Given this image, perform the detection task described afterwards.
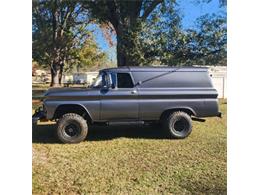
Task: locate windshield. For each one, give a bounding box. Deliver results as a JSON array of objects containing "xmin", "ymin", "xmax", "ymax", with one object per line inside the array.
[
  {"xmin": 91, "ymin": 73, "xmax": 103, "ymax": 88},
  {"xmin": 90, "ymin": 71, "xmax": 114, "ymax": 88}
]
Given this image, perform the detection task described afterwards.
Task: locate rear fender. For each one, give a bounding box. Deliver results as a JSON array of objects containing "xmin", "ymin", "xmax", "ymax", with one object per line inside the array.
[{"xmin": 160, "ymin": 107, "xmax": 197, "ymax": 120}]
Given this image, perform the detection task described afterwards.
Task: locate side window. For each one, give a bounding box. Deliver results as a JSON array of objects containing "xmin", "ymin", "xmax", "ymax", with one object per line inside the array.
[{"xmin": 117, "ymin": 73, "xmax": 134, "ymax": 88}]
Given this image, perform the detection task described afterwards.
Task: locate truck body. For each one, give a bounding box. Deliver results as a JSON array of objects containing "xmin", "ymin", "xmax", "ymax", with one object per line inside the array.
[{"xmin": 33, "ymin": 66, "xmax": 221, "ymax": 143}]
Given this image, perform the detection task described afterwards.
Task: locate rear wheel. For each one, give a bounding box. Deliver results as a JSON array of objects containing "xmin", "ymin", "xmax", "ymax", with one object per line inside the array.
[
  {"xmin": 163, "ymin": 111, "xmax": 192, "ymax": 139},
  {"xmin": 57, "ymin": 113, "xmax": 88, "ymax": 143}
]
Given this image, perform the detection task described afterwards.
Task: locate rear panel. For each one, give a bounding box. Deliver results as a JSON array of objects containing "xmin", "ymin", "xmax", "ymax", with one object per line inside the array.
[
  {"xmin": 132, "ymin": 70, "xmax": 213, "ymax": 88},
  {"xmin": 132, "ymin": 70, "xmax": 219, "ymax": 119}
]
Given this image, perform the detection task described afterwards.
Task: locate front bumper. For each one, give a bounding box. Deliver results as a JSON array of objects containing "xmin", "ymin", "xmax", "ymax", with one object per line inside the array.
[{"xmin": 32, "ymin": 107, "xmax": 46, "ymax": 124}]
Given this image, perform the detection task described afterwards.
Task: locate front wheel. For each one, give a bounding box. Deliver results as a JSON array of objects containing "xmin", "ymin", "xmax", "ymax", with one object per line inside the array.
[
  {"xmin": 56, "ymin": 113, "xmax": 88, "ymax": 144},
  {"xmin": 163, "ymin": 111, "xmax": 192, "ymax": 139}
]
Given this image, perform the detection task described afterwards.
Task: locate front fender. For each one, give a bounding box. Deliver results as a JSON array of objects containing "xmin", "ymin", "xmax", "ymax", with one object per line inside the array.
[{"xmin": 44, "ymin": 101, "xmax": 94, "ymax": 121}]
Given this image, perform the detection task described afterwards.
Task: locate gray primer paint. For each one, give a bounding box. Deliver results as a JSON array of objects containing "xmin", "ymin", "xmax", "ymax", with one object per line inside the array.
[{"xmin": 43, "ymin": 66, "xmax": 220, "ymax": 122}]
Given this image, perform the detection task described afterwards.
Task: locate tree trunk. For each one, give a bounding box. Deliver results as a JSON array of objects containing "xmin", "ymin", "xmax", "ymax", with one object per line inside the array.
[
  {"xmin": 50, "ymin": 1, "xmax": 61, "ymax": 87},
  {"xmin": 58, "ymin": 60, "xmax": 64, "ymax": 85},
  {"xmin": 116, "ymin": 33, "xmax": 127, "ymax": 66},
  {"xmin": 50, "ymin": 64, "xmax": 60, "ymax": 87},
  {"xmin": 50, "ymin": 52, "xmax": 67, "ymax": 87},
  {"xmin": 116, "ymin": 24, "xmax": 141, "ymax": 67},
  {"xmin": 50, "ymin": 54, "xmax": 62, "ymax": 87}
]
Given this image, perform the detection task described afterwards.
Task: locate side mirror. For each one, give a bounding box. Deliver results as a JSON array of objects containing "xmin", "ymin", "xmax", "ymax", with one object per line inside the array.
[
  {"xmin": 103, "ymin": 83, "xmax": 115, "ymax": 89},
  {"xmin": 111, "ymin": 83, "xmax": 116, "ymax": 89}
]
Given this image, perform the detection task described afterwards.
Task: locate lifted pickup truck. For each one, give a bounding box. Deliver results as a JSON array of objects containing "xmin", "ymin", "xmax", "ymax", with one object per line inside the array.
[{"xmin": 33, "ymin": 66, "xmax": 221, "ymax": 143}]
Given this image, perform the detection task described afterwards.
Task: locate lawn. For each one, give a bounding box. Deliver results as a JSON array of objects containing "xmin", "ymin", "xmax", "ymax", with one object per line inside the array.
[{"xmin": 32, "ymin": 100, "xmax": 227, "ymax": 195}]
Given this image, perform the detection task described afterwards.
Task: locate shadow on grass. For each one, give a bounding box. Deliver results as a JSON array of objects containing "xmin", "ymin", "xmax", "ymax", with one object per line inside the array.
[{"xmin": 32, "ymin": 123, "xmax": 167, "ymax": 144}]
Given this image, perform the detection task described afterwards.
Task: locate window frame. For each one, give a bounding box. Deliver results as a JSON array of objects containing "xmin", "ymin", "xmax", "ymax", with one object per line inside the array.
[{"xmin": 116, "ymin": 72, "xmax": 135, "ymax": 89}]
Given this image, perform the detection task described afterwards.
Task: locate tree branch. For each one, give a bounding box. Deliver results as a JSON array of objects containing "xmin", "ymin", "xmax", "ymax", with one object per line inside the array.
[
  {"xmin": 106, "ymin": 0, "xmax": 120, "ymax": 29},
  {"xmin": 61, "ymin": 4, "xmax": 76, "ymax": 30},
  {"xmin": 134, "ymin": 1, "xmax": 143, "ymax": 18},
  {"xmin": 141, "ymin": 0, "xmax": 163, "ymax": 19}
]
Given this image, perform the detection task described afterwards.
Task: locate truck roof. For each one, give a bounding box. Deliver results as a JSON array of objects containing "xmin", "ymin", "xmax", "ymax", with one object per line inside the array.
[{"xmin": 102, "ymin": 66, "xmax": 208, "ymax": 73}]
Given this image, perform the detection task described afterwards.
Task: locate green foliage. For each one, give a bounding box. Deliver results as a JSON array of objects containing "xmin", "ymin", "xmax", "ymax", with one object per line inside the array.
[
  {"xmin": 64, "ymin": 33, "xmax": 109, "ymax": 73},
  {"xmin": 84, "ymin": 0, "xmax": 226, "ymax": 66},
  {"xmin": 32, "ymin": 0, "xmax": 53, "ymax": 68},
  {"xmin": 137, "ymin": 2, "xmax": 182, "ymax": 65},
  {"xmin": 32, "ymin": 0, "xmax": 109, "ymax": 80},
  {"xmin": 82, "ymin": 0, "xmax": 168, "ymax": 66},
  {"xmin": 137, "ymin": 12, "xmax": 227, "ymax": 66},
  {"xmin": 78, "ymin": 40, "xmax": 106, "ymax": 70},
  {"xmin": 192, "ymin": 14, "xmax": 227, "ymax": 65},
  {"xmin": 33, "ymin": 0, "xmax": 226, "ymax": 71}
]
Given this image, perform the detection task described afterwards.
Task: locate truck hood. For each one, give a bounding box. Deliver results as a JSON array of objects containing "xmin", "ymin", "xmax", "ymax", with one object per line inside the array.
[
  {"xmin": 44, "ymin": 87, "xmax": 100, "ymax": 100},
  {"xmin": 45, "ymin": 87, "xmax": 86, "ymax": 95}
]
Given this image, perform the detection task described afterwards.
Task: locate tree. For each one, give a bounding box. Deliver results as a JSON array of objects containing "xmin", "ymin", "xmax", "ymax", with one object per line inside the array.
[
  {"xmin": 161, "ymin": 14, "xmax": 226, "ymax": 65},
  {"xmin": 63, "ymin": 33, "xmax": 109, "ymax": 73},
  {"xmin": 83, "ymin": 0, "xmax": 226, "ymax": 67},
  {"xmin": 136, "ymin": 2, "xmax": 181, "ymax": 65},
  {"xmin": 33, "ymin": 0, "xmax": 90, "ymax": 86},
  {"xmin": 83, "ymin": 0, "xmax": 171, "ymax": 67},
  {"xmin": 136, "ymin": 11, "xmax": 226, "ymax": 66},
  {"xmin": 192, "ymin": 14, "xmax": 227, "ymax": 65}
]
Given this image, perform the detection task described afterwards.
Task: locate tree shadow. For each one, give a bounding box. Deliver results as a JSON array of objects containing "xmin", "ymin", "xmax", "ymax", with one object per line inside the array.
[
  {"xmin": 32, "ymin": 123, "xmax": 167, "ymax": 144},
  {"xmin": 32, "ymin": 123, "xmax": 58, "ymax": 144},
  {"xmin": 88, "ymin": 124, "xmax": 167, "ymax": 141}
]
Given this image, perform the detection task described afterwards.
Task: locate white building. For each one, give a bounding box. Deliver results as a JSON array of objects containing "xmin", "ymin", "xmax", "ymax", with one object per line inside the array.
[
  {"xmin": 84, "ymin": 72, "xmax": 99, "ymax": 84},
  {"xmin": 208, "ymin": 66, "xmax": 227, "ymax": 99},
  {"xmin": 63, "ymin": 72, "xmax": 99, "ymax": 85}
]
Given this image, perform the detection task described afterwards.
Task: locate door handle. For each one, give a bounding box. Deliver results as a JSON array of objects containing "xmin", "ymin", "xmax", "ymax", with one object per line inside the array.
[{"xmin": 131, "ymin": 90, "xmax": 137, "ymax": 94}]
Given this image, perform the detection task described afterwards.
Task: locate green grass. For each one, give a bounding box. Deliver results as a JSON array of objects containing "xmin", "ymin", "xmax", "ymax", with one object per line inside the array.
[{"xmin": 32, "ymin": 101, "xmax": 227, "ymax": 195}]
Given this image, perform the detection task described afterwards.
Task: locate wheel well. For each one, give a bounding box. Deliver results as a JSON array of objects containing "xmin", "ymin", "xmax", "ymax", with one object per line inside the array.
[
  {"xmin": 160, "ymin": 108, "xmax": 195, "ymax": 121},
  {"xmin": 53, "ymin": 104, "xmax": 92, "ymax": 123}
]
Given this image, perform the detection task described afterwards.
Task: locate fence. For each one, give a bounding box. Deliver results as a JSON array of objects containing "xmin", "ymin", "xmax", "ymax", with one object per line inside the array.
[{"xmin": 211, "ymin": 76, "xmax": 227, "ymax": 99}]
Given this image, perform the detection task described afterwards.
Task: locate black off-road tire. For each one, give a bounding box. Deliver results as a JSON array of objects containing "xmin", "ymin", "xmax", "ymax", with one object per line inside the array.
[
  {"xmin": 56, "ymin": 113, "xmax": 88, "ymax": 144},
  {"xmin": 163, "ymin": 111, "xmax": 192, "ymax": 139}
]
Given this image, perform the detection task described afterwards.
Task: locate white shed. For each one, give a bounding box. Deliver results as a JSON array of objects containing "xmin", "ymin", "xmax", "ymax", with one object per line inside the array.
[
  {"xmin": 208, "ymin": 66, "xmax": 227, "ymax": 99},
  {"xmin": 73, "ymin": 73, "xmax": 87, "ymax": 84}
]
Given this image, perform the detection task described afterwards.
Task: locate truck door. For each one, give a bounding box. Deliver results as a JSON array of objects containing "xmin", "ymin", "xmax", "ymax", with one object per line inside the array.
[{"xmin": 100, "ymin": 72, "xmax": 139, "ymax": 121}]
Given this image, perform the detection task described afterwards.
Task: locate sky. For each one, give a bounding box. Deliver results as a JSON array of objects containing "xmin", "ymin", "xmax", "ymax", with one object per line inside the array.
[
  {"xmin": 177, "ymin": 0, "xmax": 226, "ymax": 29},
  {"xmin": 93, "ymin": 0, "xmax": 227, "ymax": 62}
]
